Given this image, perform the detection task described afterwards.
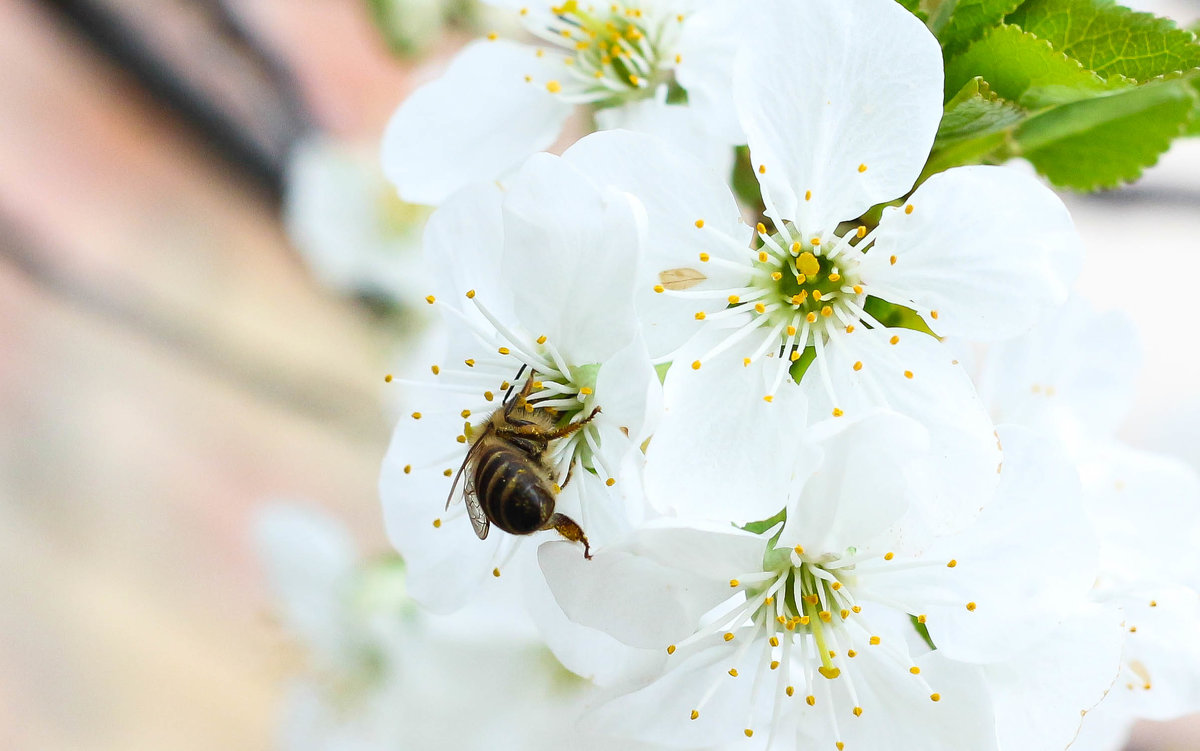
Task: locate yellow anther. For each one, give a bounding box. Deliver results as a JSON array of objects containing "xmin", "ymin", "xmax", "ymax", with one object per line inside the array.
[
  {"xmin": 653, "ymin": 284, "xmax": 665, "ymax": 293},
  {"xmin": 520, "ymin": 6, "xmax": 528, "ymax": 13},
  {"xmin": 425, "ymin": 295, "xmax": 436, "ymax": 304},
  {"xmin": 694, "ymin": 219, "xmax": 705, "ymax": 228},
  {"xmin": 743, "ymin": 358, "xmax": 751, "ymax": 367},
  {"xmin": 790, "ymin": 350, "xmax": 801, "ymax": 362},
  {"xmin": 797, "ymin": 251, "xmax": 820, "ymax": 276},
  {"xmin": 384, "ymin": 374, "xmax": 393, "ymax": 383},
  {"xmin": 770, "ymin": 660, "xmax": 780, "ymax": 670},
  {"xmin": 884, "ymin": 551, "xmax": 894, "ymax": 560},
  {"xmin": 431, "ymin": 364, "xmax": 441, "ymax": 375},
  {"xmin": 728, "ymin": 294, "xmax": 740, "ymax": 304},
  {"xmin": 799, "ymin": 615, "xmax": 810, "ymax": 625},
  {"xmin": 828, "ymin": 273, "xmax": 841, "ymax": 282},
  {"xmin": 904, "ymin": 370, "xmax": 914, "ymax": 379},
  {"xmin": 443, "ymin": 468, "xmax": 453, "ymax": 477},
  {"xmin": 756, "ymin": 222, "xmax": 767, "ymax": 234},
  {"xmin": 698, "ymin": 252, "xmax": 710, "ymax": 262},
  {"xmin": 432, "ymin": 518, "xmax": 442, "ymax": 528},
  {"xmin": 811, "ymin": 237, "xmax": 822, "ymax": 246},
  {"xmin": 497, "ymin": 346, "xmax": 510, "ymax": 355},
  {"xmin": 769, "ymin": 636, "xmax": 779, "ymax": 647},
  {"xmin": 910, "ymin": 667, "xmax": 921, "ymax": 675},
  {"xmin": 483, "ymin": 391, "xmax": 495, "ymax": 401},
  {"xmin": 930, "ymin": 693, "xmax": 941, "ymax": 702},
  {"xmin": 785, "ymin": 620, "xmax": 795, "ymax": 631},
  {"xmin": 460, "ymin": 409, "xmax": 473, "ymax": 419},
  {"xmin": 403, "ymin": 464, "xmax": 412, "ymax": 474},
  {"xmin": 947, "ymin": 559, "xmax": 957, "ymax": 568},
  {"xmin": 675, "ymin": 53, "xmax": 682, "ymax": 63},
  {"xmin": 806, "ymin": 312, "xmax": 817, "ymax": 323},
  {"xmin": 492, "ymin": 567, "xmax": 501, "ymax": 577},
  {"xmin": 917, "ymin": 614, "xmax": 926, "ymax": 623},
  {"xmin": 791, "ymin": 294, "xmax": 806, "ymax": 305},
  {"xmin": 1151, "ymin": 600, "xmax": 1159, "ymax": 607},
  {"xmin": 730, "ymin": 579, "xmax": 740, "ymax": 587},
  {"xmin": 605, "ymin": 477, "xmax": 615, "ymax": 487},
  {"xmin": 812, "ymin": 290, "xmax": 823, "ymax": 301},
  {"xmin": 724, "ymin": 632, "xmax": 735, "ymax": 642},
  {"xmin": 465, "ymin": 358, "xmax": 476, "ymax": 367},
  {"xmin": 728, "ymin": 668, "xmax": 739, "ymax": 677},
  {"xmin": 869, "ymin": 636, "xmax": 881, "ymax": 645},
  {"xmin": 852, "ymin": 606, "xmax": 862, "ymax": 614},
  {"xmin": 806, "ymin": 695, "xmax": 816, "ymax": 706},
  {"xmin": 804, "ymin": 190, "xmax": 812, "ymax": 201},
  {"xmin": 692, "ymin": 360, "xmax": 702, "ymax": 370},
  {"xmin": 763, "ymin": 395, "xmax": 774, "ymax": 402},
  {"xmin": 536, "ymin": 49, "xmax": 544, "ymax": 57},
  {"xmin": 690, "ymin": 710, "xmax": 699, "ymax": 720},
  {"xmin": 832, "ymin": 407, "xmax": 844, "ymax": 417},
  {"xmin": 889, "ymin": 335, "xmax": 900, "ymax": 345},
  {"xmin": 819, "ymin": 666, "xmax": 840, "ymax": 680},
  {"xmin": 791, "ymin": 241, "xmax": 802, "ymax": 254},
  {"xmin": 930, "ymin": 310, "xmax": 939, "ymax": 319},
  {"xmin": 546, "ymin": 80, "xmax": 562, "ymax": 93},
  {"xmin": 966, "ymin": 602, "xmax": 977, "ymax": 611},
  {"xmin": 857, "ymin": 163, "xmax": 867, "ymax": 173},
  {"xmin": 765, "ymin": 597, "xmax": 774, "ymax": 605},
  {"xmin": 905, "ymin": 204, "xmax": 914, "ymax": 214},
  {"xmin": 852, "ymin": 361, "xmax": 863, "ymax": 372},
  {"xmin": 411, "ymin": 412, "xmax": 422, "ymax": 420},
  {"xmin": 847, "ymin": 649, "xmax": 857, "ymax": 658},
  {"xmin": 744, "ymin": 729, "xmax": 754, "ymax": 738},
  {"xmin": 786, "ymin": 325, "xmax": 797, "ymax": 336},
  {"xmin": 853, "ymin": 707, "xmax": 863, "ymax": 717},
  {"xmin": 821, "ymin": 305, "xmax": 833, "ymax": 317},
  {"xmin": 758, "ymin": 164, "xmax": 767, "ymax": 174},
  {"xmin": 831, "ymin": 581, "xmax": 842, "ymax": 591},
  {"xmin": 536, "ymin": 335, "xmax": 547, "ymax": 344},
  {"xmin": 837, "ymin": 744, "xmax": 844, "ymax": 751},
  {"xmin": 856, "ymin": 225, "xmax": 867, "ymax": 238},
  {"xmin": 846, "ymin": 324, "xmax": 856, "ymax": 333},
  {"xmin": 852, "ymin": 284, "xmax": 863, "ymax": 294},
  {"xmin": 794, "ymin": 545, "xmax": 804, "ymax": 554},
  {"xmin": 758, "ymin": 251, "xmax": 769, "ymax": 263},
  {"xmin": 524, "ymin": 74, "xmax": 533, "ymax": 82},
  {"xmin": 755, "ymin": 303, "xmax": 766, "ymax": 314},
  {"xmin": 786, "ymin": 686, "xmax": 795, "ymax": 697},
  {"xmin": 804, "ymin": 594, "xmax": 819, "ymax": 605},
  {"xmin": 840, "ymin": 609, "xmax": 850, "ymax": 619},
  {"xmin": 629, "ymin": 74, "xmax": 641, "ymax": 85},
  {"xmin": 889, "ymin": 255, "xmax": 897, "ymax": 265},
  {"xmin": 579, "ymin": 386, "xmax": 593, "ymax": 395},
  {"xmin": 695, "ymin": 311, "xmax": 706, "ymax": 320},
  {"xmin": 819, "ymin": 611, "xmax": 832, "ymax": 622}
]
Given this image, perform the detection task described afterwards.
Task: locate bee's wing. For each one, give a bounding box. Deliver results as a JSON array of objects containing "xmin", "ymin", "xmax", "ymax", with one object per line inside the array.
[
  {"xmin": 445, "ymin": 423, "xmax": 492, "ymax": 511},
  {"xmin": 463, "ymin": 474, "xmax": 490, "ymax": 540}
]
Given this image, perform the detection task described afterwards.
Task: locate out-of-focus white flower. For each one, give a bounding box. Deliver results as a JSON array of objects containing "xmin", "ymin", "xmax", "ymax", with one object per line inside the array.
[
  {"xmin": 255, "ymin": 502, "xmax": 662, "ymax": 751},
  {"xmin": 378, "ymin": 153, "xmax": 661, "ymax": 613},
  {"xmin": 539, "ymin": 415, "xmax": 1117, "ymax": 749},
  {"xmin": 965, "ymin": 298, "xmax": 1200, "ymax": 747},
  {"xmin": 285, "ymin": 136, "xmax": 432, "ymax": 307},
  {"xmin": 381, "ymin": 0, "xmax": 743, "ymax": 205}
]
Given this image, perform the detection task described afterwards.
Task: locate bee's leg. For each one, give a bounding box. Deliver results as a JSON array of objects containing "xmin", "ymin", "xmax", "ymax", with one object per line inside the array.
[
  {"xmin": 546, "ymin": 513, "xmax": 592, "ymax": 559},
  {"xmin": 535, "ymin": 406, "xmax": 603, "ymax": 441}
]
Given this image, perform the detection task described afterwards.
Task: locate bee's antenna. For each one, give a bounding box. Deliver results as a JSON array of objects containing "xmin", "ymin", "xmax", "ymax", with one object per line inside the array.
[{"xmin": 502, "ymin": 363, "xmax": 529, "ymax": 405}]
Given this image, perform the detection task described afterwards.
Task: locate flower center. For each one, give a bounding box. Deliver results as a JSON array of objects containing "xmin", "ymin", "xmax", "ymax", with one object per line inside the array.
[{"xmin": 540, "ymin": 1, "xmax": 680, "ymax": 103}]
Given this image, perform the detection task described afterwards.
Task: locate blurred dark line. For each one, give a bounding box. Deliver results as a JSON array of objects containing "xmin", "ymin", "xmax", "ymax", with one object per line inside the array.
[
  {"xmin": 38, "ymin": 0, "xmax": 310, "ymax": 201},
  {"xmin": 0, "ymin": 213, "xmax": 387, "ymax": 447}
]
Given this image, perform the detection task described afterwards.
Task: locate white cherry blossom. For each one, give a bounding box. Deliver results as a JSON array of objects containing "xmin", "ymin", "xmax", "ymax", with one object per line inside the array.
[
  {"xmin": 382, "ymin": 0, "xmax": 742, "ymax": 205},
  {"xmin": 379, "ymin": 153, "xmax": 660, "ymax": 613}
]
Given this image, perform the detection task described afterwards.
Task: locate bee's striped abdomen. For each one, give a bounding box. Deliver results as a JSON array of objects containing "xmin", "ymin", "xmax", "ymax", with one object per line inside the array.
[{"xmin": 475, "ymin": 446, "xmax": 554, "ymax": 535}]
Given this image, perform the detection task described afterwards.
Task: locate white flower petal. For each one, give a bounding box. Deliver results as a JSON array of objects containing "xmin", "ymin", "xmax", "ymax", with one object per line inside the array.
[
  {"xmin": 501, "ymin": 152, "xmax": 641, "ymax": 364},
  {"xmin": 863, "ymin": 165, "xmax": 1082, "ymax": 340},
  {"xmin": 592, "ymin": 98, "xmax": 737, "ymax": 173},
  {"xmin": 984, "ymin": 605, "xmax": 1125, "ymax": 751},
  {"xmin": 539, "ymin": 540, "xmax": 729, "ymax": 649},
  {"xmin": 381, "ymin": 40, "xmax": 573, "ymax": 205},
  {"xmin": 732, "ymin": 0, "xmax": 942, "ymax": 228},
  {"xmin": 561, "ymin": 129, "xmax": 750, "ymax": 359},
  {"xmin": 645, "ymin": 355, "xmax": 807, "ymax": 523},
  {"xmin": 811, "ymin": 327, "xmax": 1000, "ymax": 539},
  {"xmin": 859, "ymin": 426, "xmax": 1097, "ymax": 662},
  {"xmin": 973, "ymin": 297, "xmax": 1140, "ymax": 446},
  {"xmin": 674, "ymin": 0, "xmax": 744, "ymax": 144},
  {"xmin": 779, "ymin": 410, "xmax": 927, "ymax": 554}
]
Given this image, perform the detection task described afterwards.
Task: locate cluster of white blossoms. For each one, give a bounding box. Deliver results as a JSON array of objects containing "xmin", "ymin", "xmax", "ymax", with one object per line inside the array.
[{"xmin": 374, "ymin": 0, "xmax": 1200, "ymax": 747}]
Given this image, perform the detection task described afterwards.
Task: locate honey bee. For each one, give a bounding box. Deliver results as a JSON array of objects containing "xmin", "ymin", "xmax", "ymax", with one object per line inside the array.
[{"xmin": 447, "ymin": 373, "xmax": 599, "ymax": 558}]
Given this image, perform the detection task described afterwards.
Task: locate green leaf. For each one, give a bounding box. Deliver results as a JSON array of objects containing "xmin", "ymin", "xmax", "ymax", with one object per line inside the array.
[
  {"xmin": 1007, "ymin": 0, "xmax": 1200, "ymax": 83},
  {"xmin": 1016, "ymin": 78, "xmax": 1198, "ymax": 189},
  {"xmin": 742, "ymin": 508, "xmax": 787, "ymax": 536},
  {"xmin": 937, "ymin": 76, "xmax": 1026, "ymax": 142},
  {"xmin": 940, "ymin": 0, "xmax": 1025, "ymax": 55},
  {"xmin": 945, "ymin": 24, "xmax": 1118, "ymax": 107},
  {"xmin": 911, "ymin": 615, "xmax": 937, "ymax": 650}
]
